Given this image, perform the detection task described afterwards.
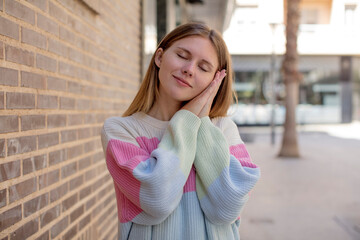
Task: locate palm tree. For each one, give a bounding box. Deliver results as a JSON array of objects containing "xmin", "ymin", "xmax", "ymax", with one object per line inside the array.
[{"xmin": 278, "ymin": 0, "xmax": 301, "ymax": 157}]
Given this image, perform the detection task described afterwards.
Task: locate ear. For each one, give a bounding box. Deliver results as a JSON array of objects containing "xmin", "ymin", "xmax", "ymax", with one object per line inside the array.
[{"xmin": 154, "ymin": 48, "xmax": 164, "ymax": 68}]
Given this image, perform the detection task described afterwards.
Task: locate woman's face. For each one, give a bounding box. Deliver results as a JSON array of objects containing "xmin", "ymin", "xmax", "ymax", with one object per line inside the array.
[{"xmin": 155, "ymin": 36, "xmax": 219, "ymax": 103}]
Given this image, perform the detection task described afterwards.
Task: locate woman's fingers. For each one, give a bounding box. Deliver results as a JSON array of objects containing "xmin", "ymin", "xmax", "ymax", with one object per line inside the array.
[
  {"xmin": 201, "ymin": 69, "xmax": 226, "ymax": 100},
  {"xmin": 198, "ymin": 69, "xmax": 226, "ymax": 117},
  {"xmin": 182, "ymin": 69, "xmax": 226, "ymax": 117}
]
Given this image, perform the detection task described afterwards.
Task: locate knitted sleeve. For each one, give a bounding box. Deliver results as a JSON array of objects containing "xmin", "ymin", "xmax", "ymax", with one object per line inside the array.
[
  {"xmin": 101, "ymin": 110, "xmax": 201, "ymax": 225},
  {"xmin": 194, "ymin": 116, "xmax": 260, "ymax": 225}
]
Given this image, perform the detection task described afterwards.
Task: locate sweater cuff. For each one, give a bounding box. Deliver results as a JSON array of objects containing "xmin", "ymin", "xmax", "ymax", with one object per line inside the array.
[{"xmin": 158, "ymin": 109, "xmax": 201, "ymax": 175}]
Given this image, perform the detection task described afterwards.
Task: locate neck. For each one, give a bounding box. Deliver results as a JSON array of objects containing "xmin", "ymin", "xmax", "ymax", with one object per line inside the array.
[{"xmin": 148, "ymin": 95, "xmax": 182, "ymax": 121}]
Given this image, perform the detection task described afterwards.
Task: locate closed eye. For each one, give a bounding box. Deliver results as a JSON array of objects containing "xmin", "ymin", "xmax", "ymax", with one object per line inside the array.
[
  {"xmin": 199, "ymin": 66, "xmax": 208, "ymax": 72},
  {"xmin": 177, "ymin": 53, "xmax": 187, "ymax": 59}
]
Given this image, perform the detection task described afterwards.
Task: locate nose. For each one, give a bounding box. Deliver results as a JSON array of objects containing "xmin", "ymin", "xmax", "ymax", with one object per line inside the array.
[{"xmin": 182, "ymin": 62, "xmax": 194, "ymax": 77}]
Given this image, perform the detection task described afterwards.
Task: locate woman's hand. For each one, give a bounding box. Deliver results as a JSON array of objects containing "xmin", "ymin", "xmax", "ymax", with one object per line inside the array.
[{"xmin": 182, "ymin": 69, "xmax": 226, "ymax": 118}]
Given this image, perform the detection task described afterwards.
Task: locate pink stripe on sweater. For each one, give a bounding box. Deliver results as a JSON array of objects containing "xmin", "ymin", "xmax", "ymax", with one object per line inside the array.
[
  {"xmin": 230, "ymin": 144, "xmax": 257, "ymax": 168},
  {"xmin": 183, "ymin": 166, "xmax": 196, "ymax": 193},
  {"xmin": 106, "ymin": 137, "xmax": 160, "ymax": 222}
]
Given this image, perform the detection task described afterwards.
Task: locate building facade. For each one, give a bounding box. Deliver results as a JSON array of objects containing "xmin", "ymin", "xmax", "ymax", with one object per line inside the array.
[
  {"xmin": 0, "ymin": 0, "xmax": 141, "ymax": 239},
  {"xmin": 224, "ymin": 0, "xmax": 360, "ymax": 125}
]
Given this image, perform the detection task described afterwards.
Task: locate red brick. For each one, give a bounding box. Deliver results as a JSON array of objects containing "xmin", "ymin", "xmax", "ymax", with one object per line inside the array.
[
  {"xmin": 26, "ymin": 0, "xmax": 47, "ymax": 12},
  {"xmin": 79, "ymin": 185, "xmax": 92, "ymax": 200},
  {"xmin": 76, "ymin": 98, "xmax": 91, "ymax": 110},
  {"xmin": 5, "ymin": 44, "xmax": 34, "ymax": 66},
  {"xmin": 48, "ymin": 38, "xmax": 68, "ymax": 58},
  {"xmin": 37, "ymin": 95, "xmax": 58, "ymax": 109},
  {"xmin": 85, "ymin": 196, "xmax": 96, "ymax": 210},
  {"xmin": 62, "ymin": 193, "xmax": 77, "ymax": 212},
  {"xmin": 79, "ymin": 214, "xmax": 91, "ymax": 230},
  {"xmin": 0, "ymin": 188, "xmax": 6, "ymax": 208},
  {"xmin": 0, "ymin": 160, "xmax": 20, "ymax": 181},
  {"xmin": 38, "ymin": 132, "xmax": 59, "ymax": 149},
  {"xmin": 49, "ymin": 149, "xmax": 67, "ymax": 166},
  {"xmin": 5, "ymin": 0, "xmax": 35, "ymax": 24},
  {"xmin": 49, "ymin": 2, "xmax": 67, "ymax": 24},
  {"xmin": 84, "ymin": 113, "xmax": 96, "ymax": 124},
  {"xmin": 61, "ymin": 162, "xmax": 77, "ymax": 179},
  {"xmin": 23, "ymin": 193, "xmax": 48, "ymax": 217},
  {"xmin": 0, "ymin": 205, "xmax": 22, "ymax": 231},
  {"xmin": 50, "ymin": 216, "xmax": 68, "ymax": 238},
  {"xmin": 69, "ymin": 175, "xmax": 83, "ymax": 190},
  {"xmin": 0, "ymin": 92, "xmax": 3, "ymax": 109},
  {"xmin": 0, "ymin": 41, "xmax": 3, "ymax": 59},
  {"xmin": 68, "ymin": 49, "xmax": 84, "ymax": 64},
  {"xmin": 59, "ymin": 61, "xmax": 78, "ymax": 78},
  {"xmin": 0, "ymin": 67, "xmax": 18, "ymax": 87},
  {"xmin": 37, "ymin": 13, "xmax": 59, "ymax": 36},
  {"xmin": 23, "ymin": 154, "xmax": 47, "ymax": 174},
  {"xmin": 39, "ymin": 169, "xmax": 59, "ymax": 189},
  {"xmin": 0, "ymin": 16, "xmax": 19, "ymax": 40},
  {"xmin": 47, "ymin": 76, "xmax": 67, "ymax": 92},
  {"xmin": 62, "ymin": 225, "xmax": 77, "ymax": 240},
  {"xmin": 50, "ymin": 182, "xmax": 68, "ymax": 202},
  {"xmin": 59, "ymin": 26, "xmax": 76, "ymax": 45},
  {"xmin": 67, "ymin": 14, "xmax": 93, "ymax": 39},
  {"xmin": 96, "ymin": 113, "xmax": 107, "ymax": 123},
  {"xmin": 47, "ymin": 114, "xmax": 66, "ymax": 128},
  {"xmin": 83, "ymin": 140, "xmax": 95, "ymax": 153},
  {"xmin": 0, "ymin": 115, "xmax": 18, "ymax": 133},
  {"xmin": 70, "ymin": 205, "xmax": 84, "ymax": 223},
  {"xmin": 7, "ymin": 135, "xmax": 37, "ymax": 156},
  {"xmin": 68, "ymin": 114, "xmax": 82, "ymax": 125},
  {"xmin": 61, "ymin": 129, "xmax": 77, "ymax": 143},
  {"xmin": 36, "ymin": 54, "xmax": 57, "ymax": 72},
  {"xmin": 78, "ymin": 127, "xmax": 92, "ymax": 139},
  {"xmin": 6, "ymin": 92, "xmax": 35, "ymax": 109},
  {"xmin": 97, "ymin": 205, "xmax": 112, "ymax": 226},
  {"xmin": 91, "ymin": 202, "xmax": 102, "ymax": 217},
  {"xmin": 0, "ymin": 139, "xmax": 5, "ymax": 158},
  {"xmin": 93, "ymin": 126, "xmax": 102, "ymax": 137},
  {"xmin": 82, "ymin": 85, "xmax": 96, "ymax": 97},
  {"xmin": 93, "ymin": 176, "xmax": 104, "ymax": 190},
  {"xmin": 60, "ymin": 97, "xmax": 75, "ymax": 109},
  {"xmin": 67, "ymin": 145, "xmax": 83, "ymax": 159},
  {"xmin": 35, "ymin": 231, "xmax": 49, "ymax": 240},
  {"xmin": 9, "ymin": 177, "xmax": 37, "ymax": 203},
  {"xmin": 67, "ymin": 81, "xmax": 82, "ymax": 94},
  {"xmin": 21, "ymin": 27, "xmax": 46, "ymax": 49},
  {"xmin": 21, "ymin": 71, "xmax": 46, "ymax": 89},
  {"xmin": 10, "ymin": 218, "xmax": 39, "ymax": 240},
  {"xmin": 79, "ymin": 156, "xmax": 92, "ymax": 170},
  {"xmin": 40, "ymin": 204, "xmax": 60, "ymax": 227},
  {"xmin": 92, "ymin": 151, "xmax": 103, "ymax": 163},
  {"xmin": 21, "ymin": 115, "xmax": 45, "ymax": 131}
]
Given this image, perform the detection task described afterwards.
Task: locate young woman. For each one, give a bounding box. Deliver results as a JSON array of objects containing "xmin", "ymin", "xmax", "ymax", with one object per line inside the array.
[{"xmin": 101, "ymin": 23, "xmax": 260, "ymax": 240}]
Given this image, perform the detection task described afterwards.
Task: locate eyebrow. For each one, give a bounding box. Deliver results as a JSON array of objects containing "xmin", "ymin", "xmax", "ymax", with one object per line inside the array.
[{"xmin": 176, "ymin": 47, "xmax": 215, "ymax": 69}]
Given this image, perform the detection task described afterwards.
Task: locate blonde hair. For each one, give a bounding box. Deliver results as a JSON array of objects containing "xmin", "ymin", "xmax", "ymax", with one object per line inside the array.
[{"xmin": 123, "ymin": 22, "xmax": 235, "ymax": 118}]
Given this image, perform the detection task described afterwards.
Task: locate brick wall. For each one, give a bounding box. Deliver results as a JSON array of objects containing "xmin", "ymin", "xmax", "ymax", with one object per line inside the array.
[{"xmin": 0, "ymin": 0, "xmax": 142, "ymax": 239}]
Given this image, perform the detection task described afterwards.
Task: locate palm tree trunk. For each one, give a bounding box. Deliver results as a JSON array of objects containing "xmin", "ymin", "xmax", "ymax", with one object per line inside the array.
[{"xmin": 278, "ymin": 0, "xmax": 301, "ymax": 157}]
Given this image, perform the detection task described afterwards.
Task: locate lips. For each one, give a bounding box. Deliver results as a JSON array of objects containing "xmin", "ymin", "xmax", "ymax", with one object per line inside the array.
[{"xmin": 173, "ymin": 75, "xmax": 192, "ymax": 88}]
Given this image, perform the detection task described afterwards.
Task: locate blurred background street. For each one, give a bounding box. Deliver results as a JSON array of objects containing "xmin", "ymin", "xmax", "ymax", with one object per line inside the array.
[{"xmin": 237, "ymin": 123, "xmax": 360, "ymax": 240}]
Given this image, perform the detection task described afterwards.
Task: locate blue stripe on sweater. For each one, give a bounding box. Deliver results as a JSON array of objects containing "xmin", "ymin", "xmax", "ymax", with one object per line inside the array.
[{"xmin": 199, "ymin": 155, "xmax": 260, "ymax": 224}]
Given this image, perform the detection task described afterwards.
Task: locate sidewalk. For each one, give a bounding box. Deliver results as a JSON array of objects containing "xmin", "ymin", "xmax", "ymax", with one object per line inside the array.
[{"xmin": 238, "ymin": 124, "xmax": 360, "ymax": 240}]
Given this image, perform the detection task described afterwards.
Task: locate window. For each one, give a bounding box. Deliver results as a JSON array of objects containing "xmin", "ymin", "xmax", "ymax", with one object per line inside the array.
[{"xmin": 344, "ymin": 4, "xmax": 357, "ymax": 25}]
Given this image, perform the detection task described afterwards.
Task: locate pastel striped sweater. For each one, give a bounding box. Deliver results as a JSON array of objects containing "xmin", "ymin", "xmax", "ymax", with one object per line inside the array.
[{"xmin": 101, "ymin": 110, "xmax": 260, "ymax": 240}]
